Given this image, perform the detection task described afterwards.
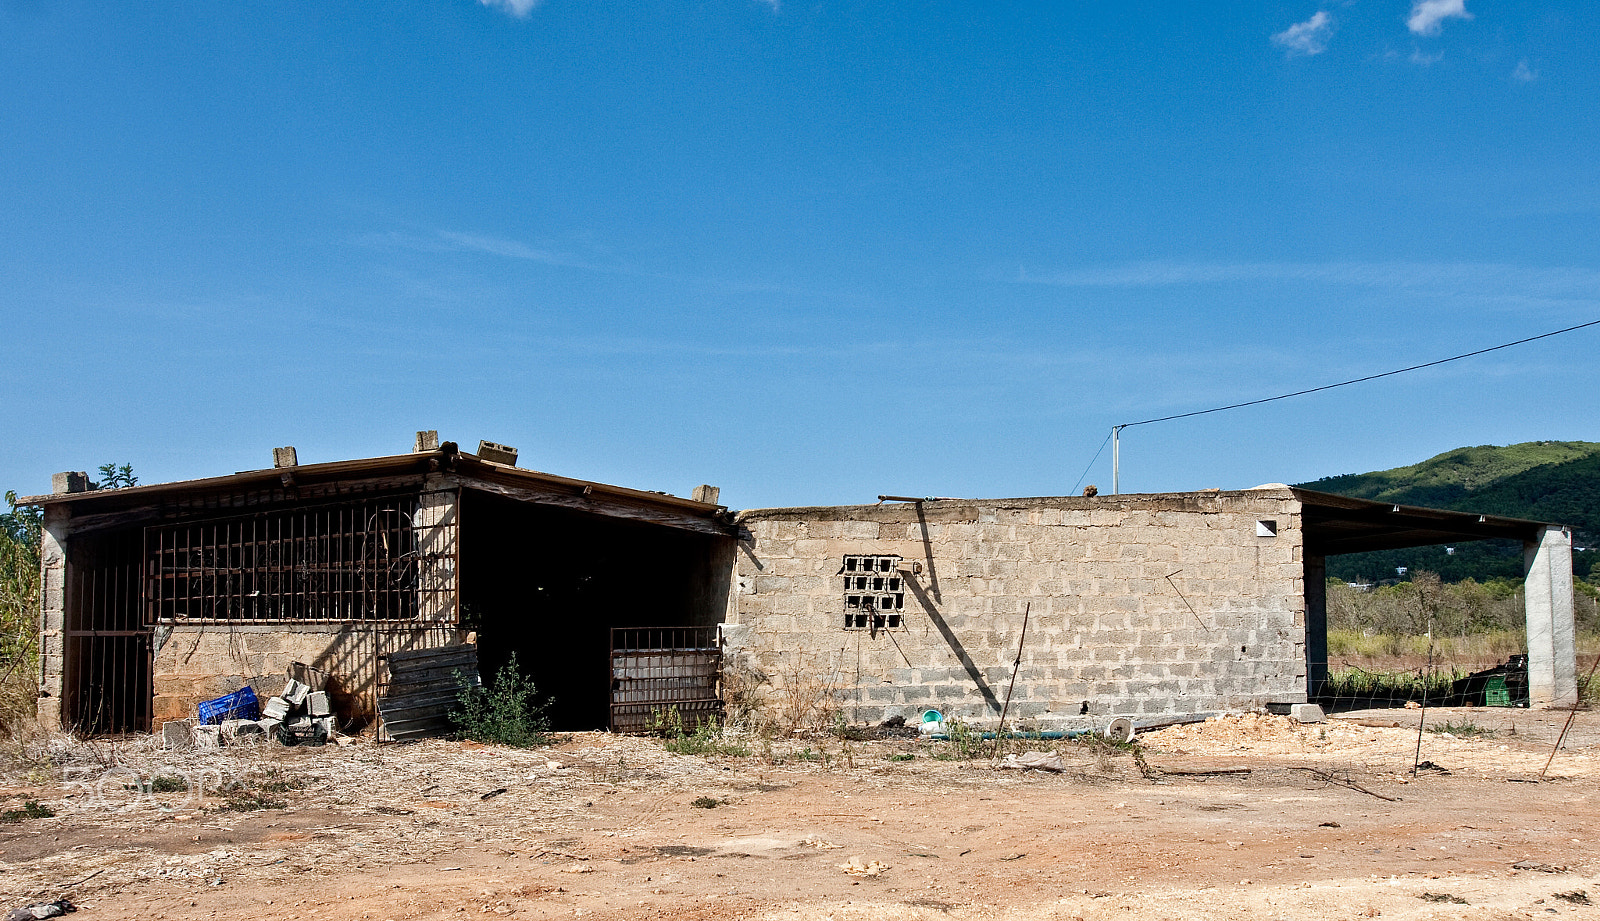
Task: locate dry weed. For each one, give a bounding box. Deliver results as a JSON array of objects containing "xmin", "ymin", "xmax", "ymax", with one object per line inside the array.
[{"xmin": 741, "ymin": 647, "xmax": 848, "ymax": 738}]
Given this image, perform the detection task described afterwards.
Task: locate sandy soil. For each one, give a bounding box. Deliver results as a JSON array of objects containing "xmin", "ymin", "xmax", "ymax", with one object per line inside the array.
[{"xmin": 2, "ymin": 708, "xmax": 1597, "ymax": 921}]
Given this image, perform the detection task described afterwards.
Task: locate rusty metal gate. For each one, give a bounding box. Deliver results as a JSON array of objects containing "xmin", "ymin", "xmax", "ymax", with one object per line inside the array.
[
  {"xmin": 65, "ymin": 529, "xmax": 150, "ymax": 735},
  {"xmin": 608, "ymin": 626, "xmax": 722, "ymax": 734}
]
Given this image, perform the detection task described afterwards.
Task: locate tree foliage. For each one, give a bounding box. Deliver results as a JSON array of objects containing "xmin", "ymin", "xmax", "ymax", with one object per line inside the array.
[
  {"xmin": 1328, "ymin": 572, "xmax": 1599, "ymax": 638},
  {"xmin": 1298, "ymin": 441, "xmax": 1600, "ymax": 582}
]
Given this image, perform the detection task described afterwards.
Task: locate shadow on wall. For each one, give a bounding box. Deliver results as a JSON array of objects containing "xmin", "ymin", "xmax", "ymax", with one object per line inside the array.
[
  {"xmin": 152, "ymin": 623, "xmax": 463, "ymax": 732},
  {"xmin": 902, "ymin": 573, "xmax": 1001, "ymax": 714}
]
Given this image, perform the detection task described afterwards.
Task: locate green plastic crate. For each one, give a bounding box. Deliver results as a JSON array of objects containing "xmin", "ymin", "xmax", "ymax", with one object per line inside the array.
[{"xmin": 1484, "ymin": 676, "xmax": 1512, "ymax": 707}]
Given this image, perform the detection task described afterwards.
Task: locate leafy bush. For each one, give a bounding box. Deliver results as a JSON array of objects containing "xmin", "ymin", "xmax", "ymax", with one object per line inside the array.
[
  {"xmin": 450, "ymin": 653, "xmax": 552, "ymax": 748},
  {"xmin": 932, "ymin": 718, "xmax": 987, "ymax": 760}
]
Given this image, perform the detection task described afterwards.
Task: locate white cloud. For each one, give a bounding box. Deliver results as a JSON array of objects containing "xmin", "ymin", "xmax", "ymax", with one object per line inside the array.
[
  {"xmin": 1409, "ymin": 48, "xmax": 1444, "ymax": 66},
  {"xmin": 1407, "ymin": 0, "xmax": 1471, "ymax": 36},
  {"xmin": 1272, "ymin": 11, "xmax": 1334, "ymax": 56},
  {"xmin": 478, "ymin": 0, "xmax": 539, "ymax": 18},
  {"xmin": 1513, "ymin": 59, "xmax": 1538, "ymax": 82}
]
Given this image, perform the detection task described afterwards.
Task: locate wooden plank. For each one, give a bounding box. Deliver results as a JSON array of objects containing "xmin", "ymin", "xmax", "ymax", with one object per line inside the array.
[
  {"xmin": 386, "ymin": 645, "xmax": 479, "ymax": 667},
  {"xmin": 378, "ymin": 644, "xmax": 478, "ymax": 741}
]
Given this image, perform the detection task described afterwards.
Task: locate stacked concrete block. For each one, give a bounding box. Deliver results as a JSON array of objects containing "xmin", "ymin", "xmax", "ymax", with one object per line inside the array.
[
  {"xmin": 282, "ymin": 678, "xmax": 311, "ymax": 706},
  {"xmin": 262, "ymin": 696, "xmax": 290, "ymax": 721},
  {"xmin": 259, "ymin": 678, "xmax": 335, "ymax": 742}
]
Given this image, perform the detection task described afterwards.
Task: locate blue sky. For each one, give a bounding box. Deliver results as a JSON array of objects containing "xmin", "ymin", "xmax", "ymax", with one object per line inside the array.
[{"xmin": 2, "ymin": 1, "xmax": 1596, "ymax": 509}]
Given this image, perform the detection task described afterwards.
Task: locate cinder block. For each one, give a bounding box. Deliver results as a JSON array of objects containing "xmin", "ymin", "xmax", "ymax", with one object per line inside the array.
[
  {"xmin": 282, "ymin": 679, "xmax": 310, "ymax": 706},
  {"xmin": 193, "ymin": 725, "xmax": 221, "ymax": 749},
  {"xmin": 162, "ymin": 720, "xmax": 194, "ymax": 750},
  {"xmin": 51, "ymin": 471, "xmax": 92, "ymax": 494},
  {"xmin": 257, "ymin": 718, "xmax": 283, "ymax": 738},
  {"xmin": 1289, "ymin": 703, "xmax": 1325, "ymax": 724},
  {"xmin": 221, "ymin": 718, "xmax": 264, "ymax": 741},
  {"xmin": 307, "ymin": 691, "xmax": 331, "ymax": 717},
  {"xmin": 477, "ymin": 440, "xmax": 518, "ymax": 465},
  {"xmin": 262, "ymin": 697, "xmax": 291, "ymax": 720}
]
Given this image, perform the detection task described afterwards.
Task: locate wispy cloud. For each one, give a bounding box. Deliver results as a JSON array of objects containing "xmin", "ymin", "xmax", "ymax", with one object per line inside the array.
[
  {"xmin": 437, "ymin": 230, "xmax": 572, "ymax": 264},
  {"xmin": 1407, "ymin": 0, "xmax": 1471, "ymax": 36},
  {"xmin": 478, "ymin": 0, "xmax": 539, "ymax": 18},
  {"xmin": 1409, "ymin": 48, "xmax": 1445, "ymax": 66},
  {"xmin": 1513, "ymin": 59, "xmax": 1539, "ymax": 82},
  {"xmin": 1272, "ymin": 11, "xmax": 1334, "ymax": 57},
  {"xmin": 1017, "ymin": 260, "xmax": 1600, "ymax": 301}
]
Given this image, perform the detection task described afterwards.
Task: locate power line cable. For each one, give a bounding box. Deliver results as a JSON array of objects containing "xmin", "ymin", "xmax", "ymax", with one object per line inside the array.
[
  {"xmin": 1116, "ymin": 317, "xmax": 1600, "ymax": 430},
  {"xmin": 1070, "ymin": 429, "xmax": 1112, "ymax": 495}
]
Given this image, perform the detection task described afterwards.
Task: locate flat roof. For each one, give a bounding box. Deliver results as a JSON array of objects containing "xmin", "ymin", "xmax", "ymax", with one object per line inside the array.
[
  {"xmin": 737, "ymin": 485, "xmax": 1560, "ymax": 556},
  {"xmin": 1291, "ymin": 487, "xmax": 1555, "ymax": 555}
]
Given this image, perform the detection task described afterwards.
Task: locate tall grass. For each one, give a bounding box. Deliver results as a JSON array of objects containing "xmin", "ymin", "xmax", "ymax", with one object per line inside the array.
[
  {"xmin": 1327, "ymin": 628, "xmax": 1529, "ymax": 668},
  {"xmin": 1320, "ymin": 666, "xmax": 1466, "ymax": 706}
]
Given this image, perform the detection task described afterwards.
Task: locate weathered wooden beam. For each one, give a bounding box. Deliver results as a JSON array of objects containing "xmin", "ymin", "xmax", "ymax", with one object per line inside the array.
[{"xmin": 461, "ymin": 478, "xmax": 735, "ymax": 538}]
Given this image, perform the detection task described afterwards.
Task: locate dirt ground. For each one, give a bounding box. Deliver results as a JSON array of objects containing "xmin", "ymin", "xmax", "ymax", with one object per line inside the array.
[{"xmin": 2, "ymin": 707, "xmax": 1598, "ymax": 921}]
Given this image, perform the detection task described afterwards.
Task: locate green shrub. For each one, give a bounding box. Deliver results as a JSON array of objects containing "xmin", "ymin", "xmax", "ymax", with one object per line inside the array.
[
  {"xmin": 938, "ymin": 719, "xmax": 987, "ymax": 760},
  {"xmin": 649, "ymin": 707, "xmax": 748, "ymax": 757},
  {"xmin": 0, "ymin": 800, "xmax": 52, "ymax": 823},
  {"xmin": 1428, "ymin": 719, "xmax": 1494, "ymax": 737},
  {"xmin": 450, "ymin": 653, "xmax": 552, "ymax": 748}
]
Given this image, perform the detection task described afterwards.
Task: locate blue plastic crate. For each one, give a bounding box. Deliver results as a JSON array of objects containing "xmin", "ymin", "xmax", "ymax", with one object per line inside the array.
[{"xmin": 198, "ymin": 687, "xmax": 259, "ymax": 724}]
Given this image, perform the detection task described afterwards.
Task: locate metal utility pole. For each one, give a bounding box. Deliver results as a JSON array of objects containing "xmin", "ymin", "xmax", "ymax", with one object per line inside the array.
[{"xmin": 1111, "ymin": 425, "xmax": 1124, "ymax": 494}]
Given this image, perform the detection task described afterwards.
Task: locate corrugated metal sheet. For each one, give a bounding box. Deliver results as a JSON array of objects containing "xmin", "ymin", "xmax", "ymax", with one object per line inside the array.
[{"xmin": 377, "ymin": 644, "xmax": 479, "ymax": 741}]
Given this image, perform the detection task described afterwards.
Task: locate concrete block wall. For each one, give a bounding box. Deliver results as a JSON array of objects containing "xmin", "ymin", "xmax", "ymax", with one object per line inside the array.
[{"xmin": 728, "ymin": 487, "xmax": 1307, "ymax": 726}]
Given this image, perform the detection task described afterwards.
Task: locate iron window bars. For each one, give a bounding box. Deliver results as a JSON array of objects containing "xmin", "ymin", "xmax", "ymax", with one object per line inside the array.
[{"xmin": 143, "ymin": 491, "xmax": 458, "ymax": 624}]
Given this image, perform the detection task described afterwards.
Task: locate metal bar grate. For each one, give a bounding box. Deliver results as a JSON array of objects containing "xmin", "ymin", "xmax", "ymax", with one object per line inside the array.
[
  {"xmin": 609, "ymin": 626, "xmax": 722, "ymax": 734},
  {"xmin": 64, "ymin": 529, "xmax": 148, "ymax": 735},
  {"xmin": 143, "ymin": 491, "xmax": 457, "ymax": 624}
]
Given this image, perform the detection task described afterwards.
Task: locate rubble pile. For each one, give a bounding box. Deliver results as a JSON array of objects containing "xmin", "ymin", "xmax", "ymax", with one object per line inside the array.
[{"xmin": 166, "ymin": 678, "xmax": 337, "ymax": 749}]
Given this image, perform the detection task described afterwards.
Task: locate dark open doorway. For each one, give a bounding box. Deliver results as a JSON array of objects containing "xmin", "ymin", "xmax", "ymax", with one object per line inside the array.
[{"xmin": 458, "ymin": 490, "xmax": 732, "ymax": 731}]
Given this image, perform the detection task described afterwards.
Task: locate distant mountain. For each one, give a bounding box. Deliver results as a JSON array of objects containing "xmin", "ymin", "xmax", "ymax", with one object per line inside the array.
[{"xmin": 1295, "ymin": 441, "xmax": 1600, "ymax": 582}]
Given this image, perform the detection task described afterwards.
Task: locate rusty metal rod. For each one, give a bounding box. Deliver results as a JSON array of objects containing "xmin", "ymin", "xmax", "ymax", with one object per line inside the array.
[{"xmin": 992, "ymin": 602, "xmax": 1032, "ymax": 757}]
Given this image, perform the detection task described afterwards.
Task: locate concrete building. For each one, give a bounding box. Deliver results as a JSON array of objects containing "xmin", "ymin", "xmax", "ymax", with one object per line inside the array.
[
  {"xmin": 726, "ymin": 488, "xmax": 1577, "ymax": 725},
  {"xmin": 22, "ymin": 442, "xmax": 1578, "ymax": 736}
]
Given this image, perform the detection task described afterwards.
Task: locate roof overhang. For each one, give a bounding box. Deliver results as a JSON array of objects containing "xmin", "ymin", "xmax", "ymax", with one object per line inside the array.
[
  {"xmin": 1292, "ymin": 487, "xmax": 1555, "ymax": 556},
  {"xmin": 19, "ymin": 450, "xmax": 735, "ymax": 538}
]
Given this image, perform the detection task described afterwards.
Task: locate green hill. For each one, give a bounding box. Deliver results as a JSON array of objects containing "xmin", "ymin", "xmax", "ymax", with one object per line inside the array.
[{"xmin": 1295, "ymin": 441, "xmax": 1600, "ymax": 582}]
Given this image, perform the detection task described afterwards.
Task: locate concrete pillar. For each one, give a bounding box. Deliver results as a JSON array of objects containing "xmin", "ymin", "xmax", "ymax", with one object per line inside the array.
[
  {"xmin": 36, "ymin": 505, "xmax": 70, "ymax": 730},
  {"xmin": 1304, "ymin": 555, "xmax": 1328, "ymax": 700},
  {"xmin": 1525, "ymin": 526, "xmax": 1577, "ymax": 708}
]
